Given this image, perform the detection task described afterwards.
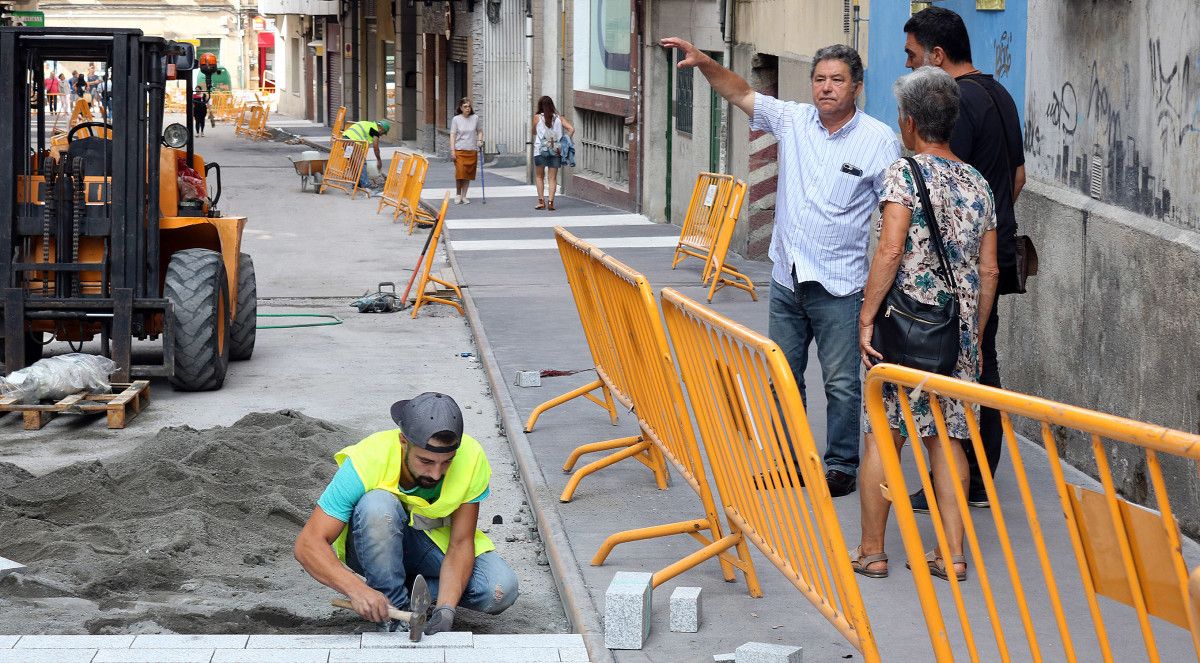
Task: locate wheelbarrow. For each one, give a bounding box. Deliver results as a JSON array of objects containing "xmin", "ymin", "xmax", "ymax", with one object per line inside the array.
[{"xmin": 288, "ymin": 151, "xmax": 327, "ymax": 193}]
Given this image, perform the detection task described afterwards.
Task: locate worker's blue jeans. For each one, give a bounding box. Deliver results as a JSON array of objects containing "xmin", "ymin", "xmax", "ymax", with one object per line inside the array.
[{"xmin": 345, "ymin": 489, "xmax": 519, "ymax": 617}]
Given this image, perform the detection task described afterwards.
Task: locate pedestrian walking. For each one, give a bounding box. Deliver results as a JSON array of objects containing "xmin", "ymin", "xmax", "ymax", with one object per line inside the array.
[
  {"xmin": 530, "ymin": 96, "xmax": 573, "ymax": 211},
  {"xmin": 56, "ymin": 73, "xmax": 67, "ymax": 113},
  {"xmin": 85, "ymin": 64, "xmax": 101, "ymax": 111},
  {"xmin": 45, "ymin": 71, "xmax": 59, "ymax": 113},
  {"xmin": 449, "ymin": 98, "xmax": 484, "ymax": 204},
  {"xmin": 69, "ymin": 71, "xmax": 84, "ymax": 107},
  {"xmin": 661, "ymin": 37, "xmax": 900, "ymax": 497},
  {"xmin": 192, "ymin": 86, "xmax": 210, "ymax": 136},
  {"xmin": 901, "ymin": 7, "xmax": 1026, "ymax": 513},
  {"xmin": 852, "ymin": 66, "xmax": 999, "ymax": 582}
]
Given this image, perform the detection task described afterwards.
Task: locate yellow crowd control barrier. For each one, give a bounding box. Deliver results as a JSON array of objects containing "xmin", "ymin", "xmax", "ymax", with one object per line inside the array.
[
  {"xmin": 661, "ymin": 288, "xmax": 878, "ymax": 658},
  {"xmin": 246, "ymin": 105, "xmax": 271, "ymax": 140},
  {"xmin": 331, "ymin": 106, "xmax": 347, "ymax": 143},
  {"xmin": 320, "ymin": 139, "xmax": 369, "ymax": 198},
  {"xmin": 233, "ymin": 105, "xmax": 251, "ymax": 136},
  {"xmin": 703, "ymin": 179, "xmax": 757, "ymax": 302},
  {"xmin": 376, "ymin": 152, "xmax": 412, "ymax": 221},
  {"xmin": 671, "ymin": 172, "xmax": 735, "ymax": 281},
  {"xmin": 410, "ymin": 192, "xmax": 463, "ymax": 318},
  {"xmin": 398, "ymin": 155, "xmax": 437, "ymax": 233},
  {"xmin": 864, "ymin": 363, "xmax": 1200, "ymax": 663},
  {"xmin": 558, "ymin": 234, "xmax": 760, "ymax": 595},
  {"xmin": 522, "ymin": 229, "xmax": 628, "ymax": 433}
]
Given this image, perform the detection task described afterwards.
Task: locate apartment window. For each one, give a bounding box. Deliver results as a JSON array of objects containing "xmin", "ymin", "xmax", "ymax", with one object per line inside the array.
[
  {"xmin": 675, "ymin": 51, "xmax": 693, "ymax": 135},
  {"xmin": 588, "ymin": 0, "xmax": 630, "ymax": 91}
]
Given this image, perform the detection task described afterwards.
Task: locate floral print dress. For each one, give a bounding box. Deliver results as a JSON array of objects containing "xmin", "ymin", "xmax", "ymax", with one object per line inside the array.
[{"xmin": 874, "ymin": 154, "xmax": 995, "ymax": 439}]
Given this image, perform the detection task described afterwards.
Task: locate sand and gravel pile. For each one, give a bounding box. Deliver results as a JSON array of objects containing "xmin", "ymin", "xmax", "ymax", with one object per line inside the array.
[{"xmin": 0, "ymin": 410, "xmax": 363, "ymax": 633}]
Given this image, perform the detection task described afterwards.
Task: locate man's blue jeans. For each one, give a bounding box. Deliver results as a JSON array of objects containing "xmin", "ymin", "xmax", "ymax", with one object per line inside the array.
[
  {"xmin": 767, "ymin": 278, "xmax": 862, "ymax": 476},
  {"xmin": 345, "ymin": 490, "xmax": 519, "ymax": 616}
]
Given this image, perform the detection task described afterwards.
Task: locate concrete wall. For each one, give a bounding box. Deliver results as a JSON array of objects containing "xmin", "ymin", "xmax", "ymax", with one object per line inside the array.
[
  {"xmin": 275, "ymin": 15, "xmax": 306, "ymax": 118},
  {"xmin": 735, "ymin": 0, "xmax": 849, "ymax": 61},
  {"xmin": 865, "ymin": 0, "xmax": 1027, "ymax": 131},
  {"xmin": 1023, "ymin": 0, "xmax": 1199, "ymax": 230},
  {"xmin": 471, "ymin": 0, "xmax": 530, "ymax": 164}
]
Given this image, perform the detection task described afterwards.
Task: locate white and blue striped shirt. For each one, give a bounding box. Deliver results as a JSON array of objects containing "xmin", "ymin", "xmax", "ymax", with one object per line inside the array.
[{"xmin": 750, "ymin": 93, "xmax": 901, "ymax": 297}]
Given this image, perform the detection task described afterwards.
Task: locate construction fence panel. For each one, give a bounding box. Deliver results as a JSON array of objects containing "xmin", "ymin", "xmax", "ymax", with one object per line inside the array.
[
  {"xmin": 409, "ymin": 192, "xmax": 463, "ymax": 318},
  {"xmin": 320, "ymin": 139, "xmax": 368, "ymax": 198},
  {"xmin": 661, "ymin": 288, "xmax": 879, "ymax": 660},
  {"xmin": 400, "ymin": 155, "xmax": 435, "ymax": 233},
  {"xmin": 558, "ymin": 238, "xmax": 761, "ymax": 595},
  {"xmin": 376, "ymin": 152, "xmax": 411, "ymax": 221},
  {"xmin": 704, "ymin": 179, "xmax": 758, "ymax": 303},
  {"xmin": 522, "ymin": 228, "xmax": 631, "ymax": 433},
  {"xmin": 671, "ymin": 172, "xmax": 736, "ymax": 281},
  {"xmin": 863, "ymin": 363, "xmax": 1200, "ymax": 663},
  {"xmin": 332, "ymin": 106, "xmax": 347, "ymax": 141},
  {"xmin": 247, "ymin": 105, "xmax": 270, "ymax": 140}
]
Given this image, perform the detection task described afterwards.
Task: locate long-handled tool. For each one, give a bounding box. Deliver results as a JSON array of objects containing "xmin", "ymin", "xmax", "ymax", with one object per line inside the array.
[
  {"xmin": 399, "ymin": 223, "xmax": 437, "ymax": 311},
  {"xmin": 332, "ymin": 574, "xmax": 431, "ymax": 641},
  {"xmin": 478, "ymin": 144, "xmax": 486, "ymax": 204}
]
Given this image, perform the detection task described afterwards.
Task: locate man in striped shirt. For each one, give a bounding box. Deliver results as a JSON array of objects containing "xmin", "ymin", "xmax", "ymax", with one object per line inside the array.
[{"xmin": 662, "ymin": 38, "xmax": 900, "ymax": 497}]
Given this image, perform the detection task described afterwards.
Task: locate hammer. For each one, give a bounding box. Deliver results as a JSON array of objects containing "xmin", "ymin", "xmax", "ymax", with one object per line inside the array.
[{"xmin": 332, "ymin": 574, "xmax": 432, "ymax": 641}]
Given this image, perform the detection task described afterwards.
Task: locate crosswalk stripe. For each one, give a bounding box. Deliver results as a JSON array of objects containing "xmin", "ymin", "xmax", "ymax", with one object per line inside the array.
[
  {"xmin": 422, "ymin": 186, "xmax": 539, "ymax": 199},
  {"xmin": 449, "ymin": 236, "xmax": 679, "ymax": 251},
  {"xmin": 447, "ymin": 214, "xmax": 651, "ymax": 230}
]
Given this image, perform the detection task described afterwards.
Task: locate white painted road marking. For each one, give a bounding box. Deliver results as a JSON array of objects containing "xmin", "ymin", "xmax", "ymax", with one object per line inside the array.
[
  {"xmin": 422, "ymin": 185, "xmax": 540, "ymax": 199},
  {"xmin": 447, "ymin": 214, "xmax": 651, "ymax": 230},
  {"xmin": 449, "ymin": 236, "xmax": 679, "ymax": 251}
]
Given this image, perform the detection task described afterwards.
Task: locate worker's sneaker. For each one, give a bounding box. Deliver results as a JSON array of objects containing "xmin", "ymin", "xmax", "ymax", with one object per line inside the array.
[{"xmin": 462, "ymin": 197, "xmax": 471, "ymax": 204}]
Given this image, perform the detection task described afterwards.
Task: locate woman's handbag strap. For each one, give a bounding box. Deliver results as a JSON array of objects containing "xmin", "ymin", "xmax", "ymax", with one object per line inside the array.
[{"xmin": 903, "ymin": 156, "xmax": 960, "ymax": 311}]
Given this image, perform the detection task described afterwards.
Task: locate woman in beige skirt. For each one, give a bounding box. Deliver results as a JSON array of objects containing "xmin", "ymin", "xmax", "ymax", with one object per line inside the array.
[{"xmin": 450, "ymin": 98, "xmax": 484, "ymax": 204}]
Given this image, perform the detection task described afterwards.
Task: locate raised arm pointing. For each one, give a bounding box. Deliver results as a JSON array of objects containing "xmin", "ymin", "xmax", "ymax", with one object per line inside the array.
[{"xmin": 660, "ymin": 37, "xmax": 756, "ymax": 117}]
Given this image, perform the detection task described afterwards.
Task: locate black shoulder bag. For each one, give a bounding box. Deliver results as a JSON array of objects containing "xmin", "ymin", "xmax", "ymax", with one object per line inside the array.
[{"xmin": 872, "ymin": 157, "xmax": 961, "ymax": 375}]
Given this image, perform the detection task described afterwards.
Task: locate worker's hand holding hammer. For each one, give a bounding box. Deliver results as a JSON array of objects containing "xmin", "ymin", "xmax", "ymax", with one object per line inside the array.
[{"xmin": 348, "ymin": 586, "xmax": 394, "ymax": 624}]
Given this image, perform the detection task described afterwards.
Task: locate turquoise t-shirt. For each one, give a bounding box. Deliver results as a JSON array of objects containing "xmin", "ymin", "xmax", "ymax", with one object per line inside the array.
[{"xmin": 317, "ymin": 458, "xmax": 490, "ymax": 523}]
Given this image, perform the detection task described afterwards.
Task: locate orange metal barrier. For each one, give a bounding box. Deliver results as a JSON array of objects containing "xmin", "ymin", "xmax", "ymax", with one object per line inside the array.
[
  {"xmin": 410, "ymin": 192, "xmax": 463, "ymax": 318},
  {"xmin": 864, "ymin": 363, "xmax": 1200, "ymax": 663},
  {"xmin": 703, "ymin": 179, "xmax": 757, "ymax": 302},
  {"xmin": 522, "ymin": 229, "xmax": 628, "ymax": 433},
  {"xmin": 233, "ymin": 105, "xmax": 251, "ymax": 136},
  {"xmin": 397, "ymin": 155, "xmax": 436, "ymax": 233},
  {"xmin": 331, "ymin": 106, "xmax": 347, "ymax": 143},
  {"xmin": 246, "ymin": 105, "xmax": 270, "ymax": 140},
  {"xmin": 320, "ymin": 139, "xmax": 369, "ymax": 198},
  {"xmin": 558, "ymin": 235, "xmax": 760, "ymax": 595},
  {"xmin": 661, "ymin": 287, "xmax": 877, "ymax": 658},
  {"xmin": 671, "ymin": 172, "xmax": 735, "ymax": 282},
  {"xmin": 376, "ymin": 152, "xmax": 412, "ymax": 221}
]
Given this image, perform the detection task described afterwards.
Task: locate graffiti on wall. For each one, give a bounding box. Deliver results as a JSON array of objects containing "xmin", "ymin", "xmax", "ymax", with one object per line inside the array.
[
  {"xmin": 993, "ymin": 31, "xmax": 1012, "ymax": 80},
  {"xmin": 1028, "ymin": 38, "xmax": 1200, "ymax": 229}
]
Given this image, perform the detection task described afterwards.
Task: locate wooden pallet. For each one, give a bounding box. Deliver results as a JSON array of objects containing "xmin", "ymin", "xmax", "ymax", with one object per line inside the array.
[{"xmin": 0, "ymin": 381, "xmax": 151, "ymax": 430}]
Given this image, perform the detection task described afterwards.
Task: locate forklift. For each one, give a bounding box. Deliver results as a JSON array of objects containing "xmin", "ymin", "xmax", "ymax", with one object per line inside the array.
[{"xmin": 0, "ymin": 27, "xmax": 256, "ymax": 391}]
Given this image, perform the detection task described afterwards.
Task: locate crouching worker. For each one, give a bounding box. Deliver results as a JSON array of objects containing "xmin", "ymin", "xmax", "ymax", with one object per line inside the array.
[{"xmin": 295, "ymin": 392, "xmax": 519, "ymax": 633}]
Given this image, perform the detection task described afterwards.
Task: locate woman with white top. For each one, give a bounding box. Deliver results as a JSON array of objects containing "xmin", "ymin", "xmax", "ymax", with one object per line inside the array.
[
  {"xmin": 530, "ymin": 96, "xmax": 574, "ymax": 211},
  {"xmin": 449, "ymin": 98, "xmax": 484, "ymax": 204}
]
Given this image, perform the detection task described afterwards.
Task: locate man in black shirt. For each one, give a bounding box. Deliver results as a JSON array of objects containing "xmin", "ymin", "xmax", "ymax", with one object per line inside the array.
[{"xmin": 902, "ymin": 7, "xmax": 1025, "ymax": 510}]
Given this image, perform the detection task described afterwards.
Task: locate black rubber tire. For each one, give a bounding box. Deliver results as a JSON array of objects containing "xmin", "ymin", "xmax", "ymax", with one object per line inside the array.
[
  {"xmin": 230, "ymin": 252, "xmax": 257, "ymax": 361},
  {"xmin": 165, "ymin": 249, "xmax": 230, "ymax": 391},
  {"xmin": 0, "ymin": 332, "xmax": 44, "ymax": 370}
]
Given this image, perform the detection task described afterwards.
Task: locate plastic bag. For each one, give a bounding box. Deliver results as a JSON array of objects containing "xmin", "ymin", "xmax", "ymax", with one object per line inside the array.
[{"xmin": 0, "ymin": 354, "xmax": 117, "ymax": 404}]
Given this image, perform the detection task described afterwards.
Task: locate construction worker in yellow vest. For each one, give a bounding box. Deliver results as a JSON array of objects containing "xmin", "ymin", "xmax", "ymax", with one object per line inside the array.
[
  {"xmin": 342, "ymin": 119, "xmax": 390, "ymax": 194},
  {"xmin": 295, "ymin": 392, "xmax": 518, "ymax": 633}
]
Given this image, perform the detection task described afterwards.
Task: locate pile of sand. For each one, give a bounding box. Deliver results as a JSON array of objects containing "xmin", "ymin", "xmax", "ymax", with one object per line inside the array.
[{"xmin": 0, "ymin": 411, "xmax": 363, "ymax": 633}]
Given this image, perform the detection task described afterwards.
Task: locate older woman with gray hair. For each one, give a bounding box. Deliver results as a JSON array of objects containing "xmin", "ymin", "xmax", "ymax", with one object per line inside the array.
[{"xmin": 850, "ymin": 66, "xmax": 999, "ymax": 582}]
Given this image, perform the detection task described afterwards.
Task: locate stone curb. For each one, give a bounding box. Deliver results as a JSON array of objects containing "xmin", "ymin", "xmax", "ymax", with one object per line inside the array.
[{"xmin": 444, "ymin": 233, "xmax": 615, "ymax": 663}]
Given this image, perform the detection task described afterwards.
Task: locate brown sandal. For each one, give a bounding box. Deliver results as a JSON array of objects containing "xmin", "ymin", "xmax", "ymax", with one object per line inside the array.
[
  {"xmin": 849, "ymin": 546, "xmax": 889, "ymax": 579},
  {"xmin": 534, "ymin": 198, "xmax": 545, "ymax": 210},
  {"xmin": 906, "ymin": 549, "xmax": 967, "ymax": 582},
  {"xmin": 547, "ymin": 199, "xmax": 555, "ymax": 211}
]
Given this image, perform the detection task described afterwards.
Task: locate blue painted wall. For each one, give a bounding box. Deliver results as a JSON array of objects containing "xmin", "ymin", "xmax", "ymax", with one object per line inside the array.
[{"xmin": 864, "ymin": 0, "xmax": 1027, "ymax": 132}]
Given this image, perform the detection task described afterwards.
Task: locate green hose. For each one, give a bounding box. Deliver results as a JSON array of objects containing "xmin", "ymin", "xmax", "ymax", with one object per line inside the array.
[{"xmin": 255, "ymin": 313, "xmax": 344, "ymax": 329}]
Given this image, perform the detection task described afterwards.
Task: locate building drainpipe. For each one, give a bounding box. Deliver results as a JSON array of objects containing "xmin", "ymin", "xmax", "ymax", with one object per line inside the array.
[
  {"xmin": 634, "ymin": 0, "xmax": 645, "ymax": 214},
  {"xmin": 351, "ymin": 0, "xmax": 360, "ymax": 119},
  {"xmin": 664, "ymin": 46, "xmax": 672, "ymax": 223}
]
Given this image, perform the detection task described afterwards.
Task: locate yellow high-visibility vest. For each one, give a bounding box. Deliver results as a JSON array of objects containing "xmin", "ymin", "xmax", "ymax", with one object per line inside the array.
[
  {"xmin": 330, "ymin": 430, "xmax": 495, "ymax": 561},
  {"xmin": 342, "ymin": 120, "xmax": 379, "ymax": 143}
]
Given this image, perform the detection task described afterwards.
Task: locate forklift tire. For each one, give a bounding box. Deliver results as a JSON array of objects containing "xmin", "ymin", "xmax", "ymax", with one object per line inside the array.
[
  {"xmin": 230, "ymin": 252, "xmax": 257, "ymax": 361},
  {"xmin": 0, "ymin": 332, "xmax": 44, "ymax": 369},
  {"xmin": 165, "ymin": 249, "xmax": 230, "ymax": 391}
]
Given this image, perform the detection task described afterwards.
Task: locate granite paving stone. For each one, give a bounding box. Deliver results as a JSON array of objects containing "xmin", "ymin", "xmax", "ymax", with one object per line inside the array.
[
  {"xmin": 326, "ymin": 649, "xmax": 446, "ymax": 662},
  {"xmin": 360, "ymin": 632, "xmax": 472, "ymax": 649},
  {"xmin": 472, "ymin": 634, "xmax": 586, "ymax": 649},
  {"xmin": 212, "ymin": 649, "xmax": 329, "ymax": 663},
  {"xmin": 17, "ymin": 635, "xmax": 136, "ymax": 649},
  {"xmin": 443, "ymin": 648, "xmax": 561, "ymax": 663},
  {"xmin": 0, "ymin": 637, "xmax": 16, "ymax": 649},
  {"xmin": 0, "ymin": 649, "xmax": 98, "ymax": 662},
  {"xmin": 93, "ymin": 648, "xmax": 215, "ymax": 662},
  {"xmin": 558, "ymin": 649, "xmax": 591, "ymax": 662},
  {"xmin": 132, "ymin": 635, "xmax": 249, "ymax": 649},
  {"xmin": 670, "ymin": 586, "xmax": 703, "ymax": 633},
  {"xmin": 246, "ymin": 635, "xmax": 360, "ymax": 649}
]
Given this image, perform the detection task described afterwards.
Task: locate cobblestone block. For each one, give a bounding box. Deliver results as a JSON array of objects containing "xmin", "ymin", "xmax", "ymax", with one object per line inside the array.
[
  {"xmin": 328, "ymin": 649, "xmax": 447, "ymax": 662},
  {"xmin": 16, "ymin": 635, "xmax": 136, "ymax": 649},
  {"xmin": 133, "ymin": 635, "xmax": 249, "ymax": 649},
  {"xmin": 93, "ymin": 648, "xmax": 216, "ymax": 662},
  {"xmin": 604, "ymin": 571, "xmax": 653, "ymax": 650},
  {"xmin": 472, "ymin": 634, "xmax": 586, "ymax": 649},
  {"xmin": 361, "ymin": 632, "xmax": 472, "ymax": 649},
  {"xmin": 734, "ymin": 642, "xmax": 802, "ymax": 663},
  {"xmin": 0, "ymin": 650, "xmax": 97, "ymax": 662},
  {"xmin": 444, "ymin": 648, "xmax": 560, "ymax": 662},
  {"xmin": 246, "ymin": 634, "xmax": 360, "ymax": 649},
  {"xmin": 558, "ymin": 648, "xmax": 591, "ymax": 661},
  {"xmin": 213, "ymin": 649, "xmax": 330, "ymax": 663},
  {"xmin": 669, "ymin": 586, "xmax": 702, "ymax": 632}
]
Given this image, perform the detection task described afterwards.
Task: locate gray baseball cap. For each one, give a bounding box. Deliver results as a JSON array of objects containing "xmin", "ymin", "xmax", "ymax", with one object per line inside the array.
[{"xmin": 390, "ymin": 392, "xmax": 463, "ymax": 452}]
